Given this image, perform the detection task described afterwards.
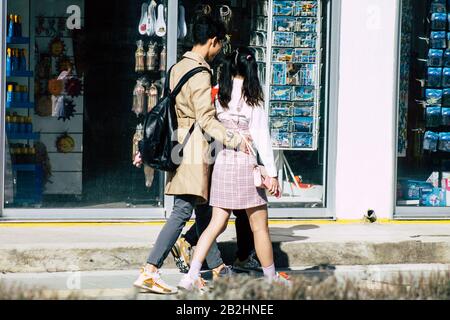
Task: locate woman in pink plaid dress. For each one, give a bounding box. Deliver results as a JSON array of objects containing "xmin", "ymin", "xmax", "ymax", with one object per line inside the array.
[{"xmin": 178, "ymin": 47, "xmax": 290, "ymax": 291}]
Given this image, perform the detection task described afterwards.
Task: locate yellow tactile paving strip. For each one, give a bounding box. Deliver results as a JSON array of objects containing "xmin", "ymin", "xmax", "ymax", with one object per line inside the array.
[{"xmin": 1, "ymin": 218, "xmax": 450, "ymax": 228}]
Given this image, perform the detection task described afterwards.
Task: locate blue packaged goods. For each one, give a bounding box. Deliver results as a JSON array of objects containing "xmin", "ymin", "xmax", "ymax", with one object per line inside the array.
[
  {"xmin": 294, "ymin": 33, "xmax": 316, "ymax": 48},
  {"xmin": 271, "ymin": 131, "xmax": 291, "ymax": 148},
  {"xmin": 426, "ymin": 106, "xmax": 442, "ymax": 127},
  {"xmin": 438, "ymin": 132, "xmax": 450, "ymax": 151},
  {"xmin": 272, "ymin": 48, "xmax": 294, "ymax": 62},
  {"xmin": 295, "ymin": 18, "xmax": 317, "ymax": 32},
  {"xmin": 444, "ymin": 49, "xmax": 450, "ymax": 66},
  {"xmin": 398, "ymin": 179, "xmax": 434, "ymax": 200},
  {"xmin": 292, "ymin": 105, "xmax": 314, "ymax": 117},
  {"xmin": 292, "ymin": 132, "xmax": 313, "ymax": 148},
  {"xmin": 270, "ymin": 117, "xmax": 290, "ymax": 132},
  {"xmin": 431, "ymin": 31, "xmax": 446, "ymax": 48},
  {"xmin": 293, "ymin": 86, "xmax": 314, "ymax": 101},
  {"xmin": 432, "ymin": 13, "xmax": 447, "ymax": 30},
  {"xmin": 293, "ymin": 48, "xmax": 316, "ymax": 63},
  {"xmin": 444, "ymin": 68, "xmax": 450, "ymax": 86},
  {"xmin": 443, "ymin": 88, "xmax": 450, "ymax": 106},
  {"xmin": 294, "ymin": 1, "xmax": 318, "ymax": 17},
  {"xmin": 442, "ymin": 107, "xmax": 450, "ymax": 125},
  {"xmin": 420, "ymin": 187, "xmax": 446, "ymax": 207},
  {"xmin": 423, "ymin": 131, "xmax": 440, "ymax": 151},
  {"xmin": 271, "ymin": 86, "xmax": 292, "ymax": 101},
  {"xmin": 426, "ymin": 88, "xmax": 443, "ymax": 104},
  {"xmin": 429, "ymin": 49, "xmax": 444, "ymax": 66},
  {"xmin": 270, "ymin": 102, "xmax": 291, "ymax": 116},
  {"xmin": 273, "ymin": 1, "xmax": 295, "ymax": 16},
  {"xmin": 273, "ymin": 16, "xmax": 296, "ymax": 32},
  {"xmin": 272, "ymin": 62, "xmax": 287, "ymax": 85},
  {"xmin": 428, "ymin": 67, "xmax": 443, "ymax": 87},
  {"xmin": 273, "ymin": 31, "xmax": 295, "ymax": 47},
  {"xmin": 8, "ymin": 14, "xmax": 14, "ymax": 38},
  {"xmin": 290, "ymin": 117, "xmax": 313, "ymax": 132},
  {"xmin": 431, "ymin": 1, "xmax": 446, "ymax": 14}
]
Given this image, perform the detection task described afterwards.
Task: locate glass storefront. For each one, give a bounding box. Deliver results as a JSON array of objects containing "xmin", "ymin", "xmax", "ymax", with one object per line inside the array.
[
  {"xmin": 175, "ymin": 0, "xmax": 332, "ymax": 210},
  {"xmin": 396, "ymin": 0, "xmax": 450, "ymax": 217},
  {"xmin": 2, "ymin": 0, "xmax": 167, "ymax": 211},
  {"xmin": 2, "ymin": 0, "xmax": 336, "ymax": 218}
]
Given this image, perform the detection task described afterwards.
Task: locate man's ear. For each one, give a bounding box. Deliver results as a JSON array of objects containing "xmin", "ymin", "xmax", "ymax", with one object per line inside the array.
[{"xmin": 211, "ymin": 36, "xmax": 218, "ymax": 47}]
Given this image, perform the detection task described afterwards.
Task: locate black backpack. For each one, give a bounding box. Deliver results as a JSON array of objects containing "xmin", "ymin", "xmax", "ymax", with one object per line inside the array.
[{"xmin": 139, "ymin": 65, "xmax": 211, "ymax": 172}]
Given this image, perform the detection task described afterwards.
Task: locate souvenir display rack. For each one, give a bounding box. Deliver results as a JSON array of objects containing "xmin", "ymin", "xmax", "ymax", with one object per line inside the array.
[
  {"xmin": 397, "ymin": 0, "xmax": 412, "ymax": 157},
  {"xmin": 129, "ymin": 0, "xmax": 168, "ymax": 206},
  {"xmin": 264, "ymin": 0, "xmax": 323, "ymax": 151},
  {"xmin": 247, "ymin": 0, "xmax": 325, "ymax": 201}
]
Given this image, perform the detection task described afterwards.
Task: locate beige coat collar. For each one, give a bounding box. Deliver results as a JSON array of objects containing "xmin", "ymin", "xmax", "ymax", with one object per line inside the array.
[{"xmin": 182, "ymin": 51, "xmax": 211, "ymax": 69}]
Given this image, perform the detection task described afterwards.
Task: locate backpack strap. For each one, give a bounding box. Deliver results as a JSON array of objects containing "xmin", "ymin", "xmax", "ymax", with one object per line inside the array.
[{"xmin": 163, "ymin": 64, "xmax": 176, "ymax": 96}]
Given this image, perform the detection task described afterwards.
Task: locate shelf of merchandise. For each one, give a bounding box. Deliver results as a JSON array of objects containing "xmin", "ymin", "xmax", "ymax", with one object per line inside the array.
[
  {"xmin": 6, "ymin": 36, "xmax": 30, "ymax": 44},
  {"xmin": 7, "ymin": 132, "xmax": 40, "ymax": 140},
  {"xmin": 6, "ymin": 70, "xmax": 33, "ymax": 77},
  {"xmin": 6, "ymin": 101, "xmax": 34, "ymax": 109},
  {"xmin": 5, "ymin": 7, "xmax": 42, "ymax": 206},
  {"xmin": 12, "ymin": 164, "xmax": 38, "ymax": 172}
]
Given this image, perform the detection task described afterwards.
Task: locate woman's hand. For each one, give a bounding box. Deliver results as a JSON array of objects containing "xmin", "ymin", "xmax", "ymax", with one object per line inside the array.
[
  {"xmin": 269, "ymin": 177, "xmax": 280, "ymax": 196},
  {"xmin": 133, "ymin": 152, "xmax": 143, "ymax": 168}
]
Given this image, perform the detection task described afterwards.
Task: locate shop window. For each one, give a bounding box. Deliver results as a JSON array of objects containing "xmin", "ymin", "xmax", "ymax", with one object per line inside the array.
[
  {"xmin": 3, "ymin": 0, "xmax": 332, "ymax": 212},
  {"xmin": 3, "ymin": 0, "xmax": 167, "ymax": 209},
  {"xmin": 397, "ymin": 0, "xmax": 450, "ymax": 209},
  {"xmin": 176, "ymin": 0, "xmax": 331, "ymax": 208}
]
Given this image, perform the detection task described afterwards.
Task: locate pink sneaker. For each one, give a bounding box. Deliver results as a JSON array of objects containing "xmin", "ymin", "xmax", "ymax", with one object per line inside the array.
[
  {"xmin": 271, "ymin": 272, "xmax": 292, "ymax": 287},
  {"xmin": 177, "ymin": 274, "xmax": 208, "ymax": 293}
]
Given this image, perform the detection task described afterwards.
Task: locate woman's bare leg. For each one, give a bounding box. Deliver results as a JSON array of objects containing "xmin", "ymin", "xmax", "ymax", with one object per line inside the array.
[
  {"xmin": 188, "ymin": 207, "xmax": 231, "ymax": 278},
  {"xmin": 246, "ymin": 205, "xmax": 274, "ymax": 268}
]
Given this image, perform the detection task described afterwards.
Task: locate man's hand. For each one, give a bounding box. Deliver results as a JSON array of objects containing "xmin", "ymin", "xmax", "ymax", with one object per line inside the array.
[
  {"xmin": 238, "ymin": 135, "xmax": 254, "ymax": 154},
  {"xmin": 133, "ymin": 152, "xmax": 143, "ymax": 168}
]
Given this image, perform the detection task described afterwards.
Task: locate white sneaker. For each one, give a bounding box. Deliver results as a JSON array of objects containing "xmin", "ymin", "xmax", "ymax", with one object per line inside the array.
[
  {"xmin": 133, "ymin": 267, "xmax": 178, "ymax": 294},
  {"xmin": 177, "ymin": 274, "xmax": 208, "ymax": 293}
]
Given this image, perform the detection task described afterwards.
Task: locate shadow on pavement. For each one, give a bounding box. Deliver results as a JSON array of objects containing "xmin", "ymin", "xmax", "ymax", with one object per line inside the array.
[{"xmin": 219, "ymin": 224, "xmax": 321, "ymax": 269}]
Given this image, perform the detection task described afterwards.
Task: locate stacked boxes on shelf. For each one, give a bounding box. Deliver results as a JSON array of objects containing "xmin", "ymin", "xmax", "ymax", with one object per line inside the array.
[
  {"xmin": 398, "ymin": 0, "xmax": 450, "ymax": 207},
  {"xmin": 268, "ymin": 0, "xmax": 321, "ymax": 150},
  {"xmin": 424, "ymin": 1, "xmax": 450, "ymax": 154}
]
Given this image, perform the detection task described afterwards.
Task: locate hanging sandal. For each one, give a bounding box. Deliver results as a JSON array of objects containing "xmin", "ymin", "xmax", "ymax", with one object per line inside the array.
[
  {"xmin": 147, "ymin": 0, "xmax": 157, "ymax": 36},
  {"xmin": 178, "ymin": 4, "xmax": 187, "ymax": 39},
  {"xmin": 155, "ymin": 4, "xmax": 167, "ymax": 37},
  {"xmin": 138, "ymin": 2, "xmax": 149, "ymax": 35}
]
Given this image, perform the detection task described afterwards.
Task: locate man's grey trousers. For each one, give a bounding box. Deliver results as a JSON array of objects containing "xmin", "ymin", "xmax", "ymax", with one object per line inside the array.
[{"xmin": 147, "ymin": 194, "xmax": 223, "ymax": 269}]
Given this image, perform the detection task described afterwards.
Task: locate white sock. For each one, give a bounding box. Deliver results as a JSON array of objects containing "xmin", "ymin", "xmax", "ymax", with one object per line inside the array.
[
  {"xmin": 262, "ymin": 263, "xmax": 276, "ymax": 280},
  {"xmin": 188, "ymin": 259, "xmax": 202, "ymax": 280}
]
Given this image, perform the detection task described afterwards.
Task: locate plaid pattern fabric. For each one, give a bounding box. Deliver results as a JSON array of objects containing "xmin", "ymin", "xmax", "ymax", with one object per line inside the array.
[{"xmin": 209, "ymin": 120, "xmax": 267, "ymax": 210}]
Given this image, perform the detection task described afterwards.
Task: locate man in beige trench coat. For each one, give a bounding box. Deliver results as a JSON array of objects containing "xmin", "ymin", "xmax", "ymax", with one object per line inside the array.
[{"xmin": 132, "ymin": 15, "xmax": 249, "ymax": 294}]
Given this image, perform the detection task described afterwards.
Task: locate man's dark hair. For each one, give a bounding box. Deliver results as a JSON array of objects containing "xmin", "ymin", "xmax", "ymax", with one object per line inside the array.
[{"xmin": 192, "ymin": 15, "xmax": 226, "ymax": 45}]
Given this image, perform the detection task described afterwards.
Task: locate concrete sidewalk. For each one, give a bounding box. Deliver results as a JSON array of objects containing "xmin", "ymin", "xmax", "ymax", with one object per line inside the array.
[
  {"xmin": 2, "ymin": 264, "xmax": 450, "ymax": 300},
  {"xmin": 1, "ymin": 221, "xmax": 450, "ymax": 273}
]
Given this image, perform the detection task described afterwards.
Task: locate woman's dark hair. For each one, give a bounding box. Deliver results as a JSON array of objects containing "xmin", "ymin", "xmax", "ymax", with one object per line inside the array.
[
  {"xmin": 192, "ymin": 15, "xmax": 227, "ymax": 45},
  {"xmin": 218, "ymin": 47, "xmax": 264, "ymax": 108}
]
